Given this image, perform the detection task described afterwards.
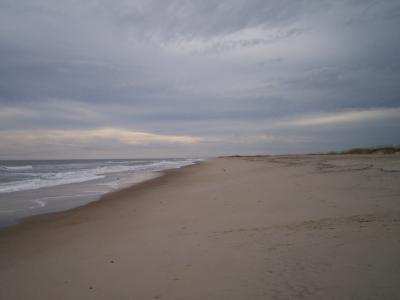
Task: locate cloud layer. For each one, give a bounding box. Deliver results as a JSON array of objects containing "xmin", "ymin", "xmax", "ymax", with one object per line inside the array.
[{"xmin": 1, "ymin": 0, "xmax": 400, "ymax": 158}]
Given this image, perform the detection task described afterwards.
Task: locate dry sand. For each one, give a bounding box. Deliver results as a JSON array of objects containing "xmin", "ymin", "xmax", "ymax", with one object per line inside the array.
[{"xmin": 1, "ymin": 155, "xmax": 400, "ymax": 299}]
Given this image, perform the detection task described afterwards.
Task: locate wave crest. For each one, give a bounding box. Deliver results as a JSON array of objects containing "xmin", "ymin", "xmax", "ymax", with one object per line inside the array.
[{"xmin": 0, "ymin": 165, "xmax": 33, "ymax": 171}]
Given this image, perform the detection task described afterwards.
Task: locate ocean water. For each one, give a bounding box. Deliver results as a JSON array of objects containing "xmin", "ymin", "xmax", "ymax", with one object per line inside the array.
[{"xmin": 0, "ymin": 158, "xmax": 200, "ymax": 227}]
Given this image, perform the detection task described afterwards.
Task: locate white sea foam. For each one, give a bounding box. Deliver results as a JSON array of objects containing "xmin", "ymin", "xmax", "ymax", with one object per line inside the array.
[
  {"xmin": 30, "ymin": 199, "xmax": 47, "ymax": 209},
  {"xmin": 0, "ymin": 165, "xmax": 33, "ymax": 171},
  {"xmin": 0, "ymin": 159, "xmax": 198, "ymax": 193},
  {"xmin": 29, "ymin": 192, "xmax": 103, "ymax": 209}
]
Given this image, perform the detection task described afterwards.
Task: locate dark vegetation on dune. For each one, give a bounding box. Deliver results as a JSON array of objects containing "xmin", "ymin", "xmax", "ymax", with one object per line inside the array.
[
  {"xmin": 324, "ymin": 146, "xmax": 400, "ymax": 155},
  {"xmin": 222, "ymin": 146, "xmax": 400, "ymax": 157}
]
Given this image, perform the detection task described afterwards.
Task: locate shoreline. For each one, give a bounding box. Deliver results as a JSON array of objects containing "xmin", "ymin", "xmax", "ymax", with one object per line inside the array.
[
  {"xmin": 1, "ymin": 155, "xmax": 400, "ymax": 299},
  {"xmin": 0, "ymin": 160, "xmax": 205, "ymax": 233},
  {"xmin": 0, "ymin": 158, "xmax": 202, "ymax": 227}
]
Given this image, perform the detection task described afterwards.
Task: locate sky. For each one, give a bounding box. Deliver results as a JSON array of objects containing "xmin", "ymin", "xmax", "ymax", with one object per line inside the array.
[{"xmin": 0, "ymin": 0, "xmax": 400, "ymax": 159}]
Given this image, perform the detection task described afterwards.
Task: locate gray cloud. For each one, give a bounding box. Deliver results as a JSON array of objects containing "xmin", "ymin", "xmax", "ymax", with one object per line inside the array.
[{"xmin": 0, "ymin": 0, "xmax": 400, "ymax": 158}]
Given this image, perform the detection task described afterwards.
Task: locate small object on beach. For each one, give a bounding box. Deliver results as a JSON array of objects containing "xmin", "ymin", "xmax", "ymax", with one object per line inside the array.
[
  {"xmin": 89, "ymin": 286, "xmax": 93, "ymax": 290},
  {"xmin": 153, "ymin": 295, "xmax": 162, "ymax": 299},
  {"xmin": 110, "ymin": 260, "xmax": 115, "ymax": 263}
]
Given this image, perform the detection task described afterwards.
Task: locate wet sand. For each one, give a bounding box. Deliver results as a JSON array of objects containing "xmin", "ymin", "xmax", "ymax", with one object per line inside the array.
[{"xmin": 1, "ymin": 155, "xmax": 400, "ymax": 299}]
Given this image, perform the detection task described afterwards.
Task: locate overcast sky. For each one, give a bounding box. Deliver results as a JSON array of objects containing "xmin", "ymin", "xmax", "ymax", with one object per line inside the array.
[{"xmin": 1, "ymin": 0, "xmax": 399, "ymax": 159}]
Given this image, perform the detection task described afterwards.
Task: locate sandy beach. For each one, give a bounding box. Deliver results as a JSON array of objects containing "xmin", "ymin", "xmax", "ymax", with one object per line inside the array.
[{"xmin": 1, "ymin": 155, "xmax": 400, "ymax": 299}]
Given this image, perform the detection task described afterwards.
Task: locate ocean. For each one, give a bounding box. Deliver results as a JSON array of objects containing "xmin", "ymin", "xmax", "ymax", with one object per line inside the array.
[{"xmin": 0, "ymin": 158, "xmax": 200, "ymax": 227}]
